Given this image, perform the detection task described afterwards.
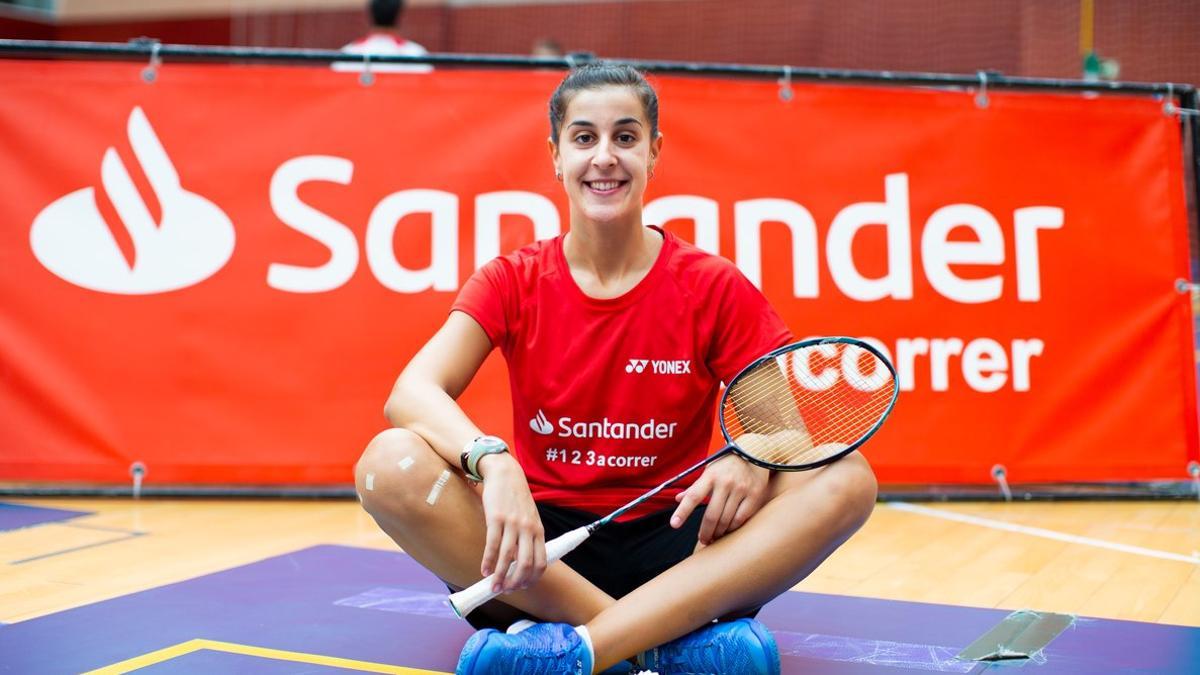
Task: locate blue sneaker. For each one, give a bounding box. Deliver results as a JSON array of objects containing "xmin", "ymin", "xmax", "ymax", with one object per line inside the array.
[
  {"xmin": 456, "ymin": 622, "xmax": 595, "ymax": 674},
  {"xmin": 639, "ymin": 618, "xmax": 780, "ymax": 674}
]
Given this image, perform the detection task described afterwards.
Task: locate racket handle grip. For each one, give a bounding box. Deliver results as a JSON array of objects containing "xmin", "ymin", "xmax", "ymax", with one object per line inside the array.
[{"xmin": 448, "ymin": 525, "xmax": 591, "ymax": 618}]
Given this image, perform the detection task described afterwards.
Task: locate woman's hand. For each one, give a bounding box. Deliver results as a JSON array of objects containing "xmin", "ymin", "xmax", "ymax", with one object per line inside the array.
[
  {"xmin": 670, "ymin": 452, "xmax": 771, "ymax": 545},
  {"xmin": 477, "ymin": 454, "xmax": 547, "ymax": 593}
]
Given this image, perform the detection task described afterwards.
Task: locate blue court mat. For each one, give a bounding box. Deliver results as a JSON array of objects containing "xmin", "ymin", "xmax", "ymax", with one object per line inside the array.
[
  {"xmin": 0, "ymin": 544, "xmax": 1196, "ymax": 673},
  {"xmin": 0, "ymin": 502, "xmax": 90, "ymax": 532}
]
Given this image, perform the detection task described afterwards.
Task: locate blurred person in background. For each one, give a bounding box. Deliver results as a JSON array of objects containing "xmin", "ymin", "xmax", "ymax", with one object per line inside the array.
[
  {"xmin": 532, "ymin": 37, "xmax": 564, "ymax": 58},
  {"xmin": 335, "ymin": 0, "xmax": 431, "ymax": 73}
]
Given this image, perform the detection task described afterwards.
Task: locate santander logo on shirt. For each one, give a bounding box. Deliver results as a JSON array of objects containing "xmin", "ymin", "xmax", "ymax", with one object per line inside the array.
[
  {"xmin": 529, "ymin": 409, "xmax": 554, "ymax": 435},
  {"xmin": 529, "ymin": 409, "xmax": 678, "ymax": 440},
  {"xmin": 30, "ymin": 107, "xmax": 235, "ymax": 294}
]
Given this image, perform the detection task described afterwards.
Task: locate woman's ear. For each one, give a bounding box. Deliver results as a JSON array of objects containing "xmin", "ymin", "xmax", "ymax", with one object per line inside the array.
[
  {"xmin": 648, "ymin": 132, "xmax": 664, "ymax": 171},
  {"xmin": 548, "ymin": 136, "xmax": 561, "ymax": 176}
]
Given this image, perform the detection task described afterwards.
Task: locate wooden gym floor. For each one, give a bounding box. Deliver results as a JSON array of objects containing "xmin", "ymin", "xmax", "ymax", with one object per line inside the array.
[{"xmin": 2, "ymin": 497, "xmax": 1197, "ymax": 628}]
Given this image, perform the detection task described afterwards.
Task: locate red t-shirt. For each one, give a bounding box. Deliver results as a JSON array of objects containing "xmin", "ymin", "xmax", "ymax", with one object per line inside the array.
[{"xmin": 451, "ymin": 227, "xmax": 791, "ymax": 519}]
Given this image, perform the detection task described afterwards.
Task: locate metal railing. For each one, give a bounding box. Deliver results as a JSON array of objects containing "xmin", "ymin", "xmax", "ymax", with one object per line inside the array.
[{"xmin": 0, "ymin": 37, "xmax": 1193, "ymax": 96}]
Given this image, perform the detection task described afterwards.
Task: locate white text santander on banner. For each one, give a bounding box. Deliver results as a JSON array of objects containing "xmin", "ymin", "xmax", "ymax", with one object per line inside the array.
[{"xmin": 267, "ymin": 161, "xmax": 1063, "ymax": 305}]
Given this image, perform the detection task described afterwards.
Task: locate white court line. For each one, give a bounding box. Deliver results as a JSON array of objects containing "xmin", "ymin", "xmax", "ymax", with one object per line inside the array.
[{"xmin": 886, "ymin": 502, "xmax": 1200, "ymax": 565}]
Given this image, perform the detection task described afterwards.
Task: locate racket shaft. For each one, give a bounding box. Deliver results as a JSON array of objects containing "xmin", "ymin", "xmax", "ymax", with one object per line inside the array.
[{"xmin": 449, "ymin": 526, "xmax": 590, "ymax": 617}]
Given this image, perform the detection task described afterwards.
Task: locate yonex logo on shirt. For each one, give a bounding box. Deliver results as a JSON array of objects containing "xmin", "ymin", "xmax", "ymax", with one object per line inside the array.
[{"xmin": 625, "ymin": 358, "xmax": 692, "ymax": 375}]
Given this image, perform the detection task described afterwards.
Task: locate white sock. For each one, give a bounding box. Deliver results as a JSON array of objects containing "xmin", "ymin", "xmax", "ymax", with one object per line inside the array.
[
  {"xmin": 507, "ymin": 619, "xmax": 537, "ymax": 634},
  {"xmin": 573, "ymin": 625, "xmax": 596, "ymax": 665}
]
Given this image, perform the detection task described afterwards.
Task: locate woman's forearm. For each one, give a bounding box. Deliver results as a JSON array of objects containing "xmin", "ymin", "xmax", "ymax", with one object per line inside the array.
[{"xmin": 384, "ymin": 377, "xmax": 483, "ymax": 466}]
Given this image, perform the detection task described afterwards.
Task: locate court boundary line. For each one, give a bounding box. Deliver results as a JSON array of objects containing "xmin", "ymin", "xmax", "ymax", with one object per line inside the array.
[
  {"xmin": 8, "ymin": 531, "xmax": 146, "ymax": 565},
  {"xmin": 81, "ymin": 638, "xmax": 446, "ymax": 674},
  {"xmin": 63, "ymin": 522, "xmax": 147, "ymax": 534},
  {"xmin": 886, "ymin": 502, "xmax": 1200, "ymax": 564}
]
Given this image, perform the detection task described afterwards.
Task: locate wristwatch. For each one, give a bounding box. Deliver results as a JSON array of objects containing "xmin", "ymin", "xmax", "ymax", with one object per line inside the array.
[{"xmin": 460, "ymin": 435, "xmax": 509, "ymax": 482}]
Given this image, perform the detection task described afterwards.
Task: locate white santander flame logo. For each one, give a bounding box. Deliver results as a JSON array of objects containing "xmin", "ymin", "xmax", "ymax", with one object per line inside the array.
[
  {"xmin": 29, "ymin": 107, "xmax": 234, "ymax": 294},
  {"xmin": 529, "ymin": 409, "xmax": 553, "ymax": 435}
]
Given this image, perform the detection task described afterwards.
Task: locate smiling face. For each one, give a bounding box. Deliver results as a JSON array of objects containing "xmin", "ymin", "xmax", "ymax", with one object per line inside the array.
[{"xmin": 550, "ymin": 85, "xmax": 662, "ymax": 227}]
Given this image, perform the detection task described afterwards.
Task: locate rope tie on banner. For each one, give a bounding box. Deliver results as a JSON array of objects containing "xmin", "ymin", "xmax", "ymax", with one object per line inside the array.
[
  {"xmin": 991, "ymin": 464, "xmax": 1013, "ymax": 502},
  {"xmin": 974, "ymin": 70, "xmax": 989, "ymax": 109},
  {"xmin": 360, "ymin": 52, "xmax": 374, "ymax": 87},
  {"xmin": 141, "ymin": 41, "xmax": 161, "ymax": 83},
  {"xmin": 1160, "ymin": 82, "xmax": 1200, "ymax": 116},
  {"xmin": 1188, "ymin": 461, "xmax": 1200, "ymax": 502},
  {"xmin": 778, "ymin": 65, "xmax": 793, "ymax": 102},
  {"xmin": 130, "ymin": 461, "xmax": 147, "ymax": 499}
]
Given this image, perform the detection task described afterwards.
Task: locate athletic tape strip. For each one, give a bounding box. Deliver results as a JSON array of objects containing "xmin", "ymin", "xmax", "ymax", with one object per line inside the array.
[{"xmin": 426, "ymin": 470, "xmax": 451, "ymax": 505}]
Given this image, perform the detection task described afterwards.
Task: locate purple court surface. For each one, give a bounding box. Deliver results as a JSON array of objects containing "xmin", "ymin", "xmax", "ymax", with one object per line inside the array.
[
  {"xmin": 0, "ymin": 544, "xmax": 1196, "ymax": 673},
  {"xmin": 0, "ymin": 502, "xmax": 90, "ymax": 532}
]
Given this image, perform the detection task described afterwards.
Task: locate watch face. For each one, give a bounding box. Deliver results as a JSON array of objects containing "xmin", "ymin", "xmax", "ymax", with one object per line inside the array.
[{"xmin": 477, "ymin": 435, "xmax": 507, "ymax": 452}]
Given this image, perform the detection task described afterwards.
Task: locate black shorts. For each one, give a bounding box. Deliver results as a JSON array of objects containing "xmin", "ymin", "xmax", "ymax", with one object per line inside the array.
[{"xmin": 455, "ymin": 501, "xmax": 760, "ymax": 630}]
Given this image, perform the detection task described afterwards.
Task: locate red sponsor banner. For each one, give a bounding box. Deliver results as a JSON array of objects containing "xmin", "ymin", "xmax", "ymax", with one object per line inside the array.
[{"xmin": 0, "ymin": 60, "xmax": 1195, "ymax": 486}]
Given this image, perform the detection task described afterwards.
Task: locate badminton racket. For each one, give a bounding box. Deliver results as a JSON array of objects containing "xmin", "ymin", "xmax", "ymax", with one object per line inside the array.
[{"xmin": 449, "ymin": 336, "xmax": 898, "ymax": 617}]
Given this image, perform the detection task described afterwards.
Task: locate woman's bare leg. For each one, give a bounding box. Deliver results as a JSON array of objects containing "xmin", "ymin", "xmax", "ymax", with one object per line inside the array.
[
  {"xmin": 360, "ymin": 428, "xmax": 876, "ymax": 672},
  {"xmin": 354, "ymin": 428, "xmax": 614, "ymax": 625},
  {"xmin": 586, "ymin": 452, "xmax": 878, "ymax": 671}
]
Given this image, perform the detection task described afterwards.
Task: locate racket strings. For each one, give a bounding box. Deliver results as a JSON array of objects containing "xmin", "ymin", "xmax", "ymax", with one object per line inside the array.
[
  {"xmin": 743, "ymin": 373, "xmax": 891, "ymax": 446},
  {"xmin": 737, "ymin": 394, "xmax": 889, "ymax": 466},
  {"xmin": 791, "ymin": 378, "xmax": 892, "ymax": 439},
  {"xmin": 756, "ymin": 395, "xmax": 891, "ymax": 466},
  {"xmin": 725, "ymin": 356, "xmax": 887, "ymax": 437},
  {"xmin": 730, "ymin": 387, "xmax": 890, "ymax": 466},
  {"xmin": 722, "ymin": 348, "xmax": 877, "ymax": 413},
  {"xmin": 723, "ymin": 345, "xmax": 895, "ymax": 467}
]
